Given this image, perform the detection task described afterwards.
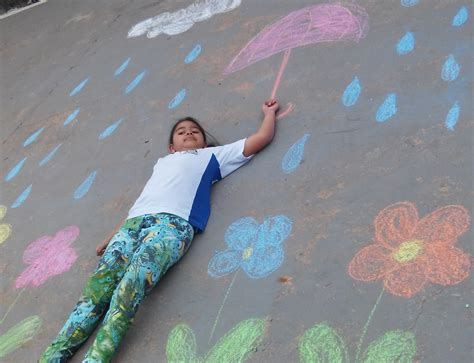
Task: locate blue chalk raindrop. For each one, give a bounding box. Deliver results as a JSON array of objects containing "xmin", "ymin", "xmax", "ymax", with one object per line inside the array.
[
  {"xmin": 11, "ymin": 184, "xmax": 32, "ymax": 208},
  {"xmin": 99, "ymin": 118, "xmax": 123, "ymax": 140},
  {"xmin": 342, "ymin": 76, "xmax": 361, "ymax": 107},
  {"xmin": 441, "ymin": 54, "xmax": 460, "ymax": 82},
  {"xmin": 452, "ymin": 6, "xmax": 468, "ymax": 27},
  {"xmin": 125, "ymin": 70, "xmax": 147, "ymax": 94},
  {"xmin": 39, "ymin": 144, "xmax": 62, "ymax": 167},
  {"xmin": 282, "ymin": 134, "xmax": 310, "ymax": 174},
  {"xmin": 64, "ymin": 107, "xmax": 80, "ymax": 126},
  {"xmin": 169, "ymin": 89, "xmax": 187, "ymax": 109},
  {"xmin": 445, "ymin": 101, "xmax": 460, "ymax": 131},
  {"xmin": 69, "ymin": 78, "xmax": 89, "ymax": 96},
  {"xmin": 184, "ymin": 44, "xmax": 202, "ymax": 64},
  {"xmin": 401, "ymin": 0, "xmax": 419, "ymax": 7},
  {"xmin": 74, "ymin": 171, "xmax": 97, "ymax": 200},
  {"xmin": 376, "ymin": 93, "xmax": 397, "ymax": 122},
  {"xmin": 23, "ymin": 127, "xmax": 45, "ymax": 147},
  {"xmin": 114, "ymin": 57, "xmax": 131, "ymax": 77},
  {"xmin": 396, "ymin": 32, "xmax": 415, "ymax": 55},
  {"xmin": 5, "ymin": 157, "xmax": 27, "ymax": 182}
]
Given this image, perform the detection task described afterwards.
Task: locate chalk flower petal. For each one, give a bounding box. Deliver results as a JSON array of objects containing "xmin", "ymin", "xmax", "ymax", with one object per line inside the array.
[
  {"xmin": 425, "ymin": 246, "xmax": 471, "ymax": 285},
  {"xmin": 383, "ymin": 262, "xmax": 427, "ymax": 298},
  {"xmin": 258, "ymin": 215, "xmax": 293, "ymax": 246},
  {"xmin": 224, "ymin": 217, "xmax": 259, "ymax": 251},
  {"xmin": 208, "ymin": 250, "xmax": 242, "ymax": 278},
  {"xmin": 412, "ymin": 205, "xmax": 470, "ymax": 246},
  {"xmin": 348, "ymin": 245, "xmax": 396, "ymax": 281},
  {"xmin": 374, "ymin": 202, "xmax": 419, "ymax": 248},
  {"xmin": 241, "ymin": 244, "xmax": 284, "ymax": 279}
]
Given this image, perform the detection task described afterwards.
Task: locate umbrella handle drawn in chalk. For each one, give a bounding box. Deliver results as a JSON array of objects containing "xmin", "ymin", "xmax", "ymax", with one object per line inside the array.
[{"xmin": 223, "ymin": 3, "xmax": 369, "ymax": 119}]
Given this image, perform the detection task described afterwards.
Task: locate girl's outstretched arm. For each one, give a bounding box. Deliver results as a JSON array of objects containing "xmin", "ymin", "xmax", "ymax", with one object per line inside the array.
[{"xmin": 243, "ymin": 99, "xmax": 280, "ymax": 157}]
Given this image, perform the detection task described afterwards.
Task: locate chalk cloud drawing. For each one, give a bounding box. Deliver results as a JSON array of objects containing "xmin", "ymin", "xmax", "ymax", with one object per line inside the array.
[
  {"xmin": 342, "ymin": 76, "xmax": 361, "ymax": 107},
  {"xmin": 184, "ymin": 44, "xmax": 202, "ymax": 64},
  {"xmin": 401, "ymin": 0, "xmax": 419, "ymax": 7},
  {"xmin": 99, "ymin": 118, "xmax": 123, "ymax": 140},
  {"xmin": 39, "ymin": 144, "xmax": 62, "ymax": 167},
  {"xmin": 166, "ymin": 318, "xmax": 265, "ymax": 363},
  {"xmin": 298, "ymin": 323, "xmax": 416, "ymax": 363},
  {"xmin": 15, "ymin": 225, "xmax": 79, "ymax": 288},
  {"xmin": 375, "ymin": 93, "xmax": 397, "ymax": 123},
  {"xmin": 169, "ymin": 89, "xmax": 187, "ymax": 109},
  {"xmin": 64, "ymin": 107, "xmax": 80, "ymax": 126},
  {"xmin": 125, "ymin": 70, "xmax": 147, "ymax": 94},
  {"xmin": 224, "ymin": 3, "xmax": 368, "ymax": 117},
  {"xmin": 114, "ymin": 57, "xmax": 131, "ymax": 77},
  {"xmin": 74, "ymin": 171, "xmax": 97, "ymax": 199},
  {"xmin": 128, "ymin": 0, "xmax": 241, "ymax": 38},
  {"xmin": 4, "ymin": 157, "xmax": 27, "ymax": 182},
  {"xmin": 69, "ymin": 77, "xmax": 89, "ymax": 97},
  {"xmin": 0, "ymin": 206, "xmax": 12, "ymax": 246},
  {"xmin": 23, "ymin": 127, "xmax": 45, "ymax": 147},
  {"xmin": 0, "ymin": 315, "xmax": 42, "ymax": 359},
  {"xmin": 452, "ymin": 6, "xmax": 468, "ymax": 27},
  {"xmin": 348, "ymin": 202, "xmax": 471, "ymax": 298},
  {"xmin": 208, "ymin": 215, "xmax": 293, "ymax": 278},
  {"xmin": 445, "ymin": 101, "xmax": 460, "ymax": 131},
  {"xmin": 11, "ymin": 185, "xmax": 32, "ymax": 209},
  {"xmin": 282, "ymin": 134, "xmax": 310, "ymax": 174},
  {"xmin": 441, "ymin": 54, "xmax": 460, "ymax": 82},
  {"xmin": 396, "ymin": 31, "xmax": 415, "ymax": 55}
]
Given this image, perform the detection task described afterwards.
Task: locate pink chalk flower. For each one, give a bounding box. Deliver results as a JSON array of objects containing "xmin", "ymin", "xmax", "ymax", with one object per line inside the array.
[{"xmin": 15, "ymin": 226, "xmax": 80, "ymax": 288}]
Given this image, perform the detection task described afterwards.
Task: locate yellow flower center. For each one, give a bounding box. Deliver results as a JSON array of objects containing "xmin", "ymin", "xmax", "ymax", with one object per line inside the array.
[
  {"xmin": 242, "ymin": 247, "xmax": 253, "ymax": 260},
  {"xmin": 392, "ymin": 240, "xmax": 423, "ymax": 263}
]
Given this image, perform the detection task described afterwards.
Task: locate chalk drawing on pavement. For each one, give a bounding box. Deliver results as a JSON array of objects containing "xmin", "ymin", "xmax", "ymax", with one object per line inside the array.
[
  {"xmin": 114, "ymin": 57, "xmax": 131, "ymax": 77},
  {"xmin": 185, "ymin": 44, "xmax": 202, "ymax": 64},
  {"xmin": 376, "ymin": 93, "xmax": 397, "ymax": 122},
  {"xmin": 39, "ymin": 144, "xmax": 62, "ymax": 167},
  {"xmin": 11, "ymin": 185, "xmax": 32, "ymax": 209},
  {"xmin": 452, "ymin": 6, "xmax": 468, "ymax": 27},
  {"xmin": 401, "ymin": 0, "xmax": 419, "ymax": 7},
  {"xmin": 0, "ymin": 206, "xmax": 12, "ymax": 246},
  {"xmin": 15, "ymin": 225, "xmax": 79, "ymax": 288},
  {"xmin": 396, "ymin": 31, "xmax": 415, "ymax": 55},
  {"xmin": 64, "ymin": 107, "xmax": 80, "ymax": 126},
  {"xmin": 342, "ymin": 76, "xmax": 361, "ymax": 107},
  {"xmin": 0, "ymin": 315, "xmax": 42, "ymax": 359},
  {"xmin": 74, "ymin": 171, "xmax": 97, "ymax": 200},
  {"xmin": 125, "ymin": 70, "xmax": 147, "ymax": 94},
  {"xmin": 128, "ymin": 0, "xmax": 241, "ymax": 38},
  {"xmin": 167, "ymin": 318, "xmax": 265, "ymax": 362},
  {"xmin": 23, "ymin": 127, "xmax": 45, "ymax": 147},
  {"xmin": 69, "ymin": 78, "xmax": 89, "ymax": 97},
  {"xmin": 4, "ymin": 157, "xmax": 27, "ymax": 182},
  {"xmin": 445, "ymin": 101, "xmax": 460, "ymax": 131},
  {"xmin": 282, "ymin": 134, "xmax": 310, "ymax": 174},
  {"xmin": 441, "ymin": 54, "xmax": 460, "ymax": 82},
  {"xmin": 168, "ymin": 89, "xmax": 187, "ymax": 109},
  {"xmin": 99, "ymin": 118, "xmax": 123, "ymax": 140},
  {"xmin": 348, "ymin": 202, "xmax": 471, "ymax": 298}
]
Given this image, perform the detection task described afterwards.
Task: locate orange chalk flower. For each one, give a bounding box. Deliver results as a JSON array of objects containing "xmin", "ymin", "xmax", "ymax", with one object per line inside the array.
[{"xmin": 348, "ymin": 202, "xmax": 471, "ymax": 298}]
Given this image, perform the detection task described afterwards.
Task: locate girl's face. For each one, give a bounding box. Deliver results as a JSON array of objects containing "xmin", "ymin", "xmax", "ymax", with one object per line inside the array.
[{"xmin": 169, "ymin": 120, "xmax": 207, "ymax": 153}]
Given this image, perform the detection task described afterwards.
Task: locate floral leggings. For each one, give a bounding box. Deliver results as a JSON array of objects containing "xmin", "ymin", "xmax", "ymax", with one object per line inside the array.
[{"xmin": 39, "ymin": 213, "xmax": 194, "ymax": 363}]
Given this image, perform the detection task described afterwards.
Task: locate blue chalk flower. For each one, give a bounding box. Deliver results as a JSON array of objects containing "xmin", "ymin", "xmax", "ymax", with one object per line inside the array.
[{"xmin": 208, "ymin": 215, "xmax": 293, "ymax": 279}]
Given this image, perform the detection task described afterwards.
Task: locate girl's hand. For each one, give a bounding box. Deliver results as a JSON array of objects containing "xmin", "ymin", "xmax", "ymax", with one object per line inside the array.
[
  {"xmin": 262, "ymin": 99, "xmax": 279, "ymax": 115},
  {"xmin": 96, "ymin": 239, "xmax": 110, "ymax": 256}
]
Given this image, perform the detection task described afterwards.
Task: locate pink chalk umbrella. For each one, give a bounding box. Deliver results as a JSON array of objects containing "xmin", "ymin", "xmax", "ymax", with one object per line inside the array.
[{"xmin": 224, "ymin": 3, "xmax": 369, "ymax": 111}]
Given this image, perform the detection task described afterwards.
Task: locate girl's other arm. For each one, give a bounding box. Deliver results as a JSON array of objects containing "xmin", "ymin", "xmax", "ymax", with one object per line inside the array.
[
  {"xmin": 96, "ymin": 219, "xmax": 125, "ymax": 256},
  {"xmin": 243, "ymin": 99, "xmax": 280, "ymax": 157}
]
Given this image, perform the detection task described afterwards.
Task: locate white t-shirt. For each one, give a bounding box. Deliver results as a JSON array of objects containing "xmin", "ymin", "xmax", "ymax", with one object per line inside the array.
[{"xmin": 127, "ymin": 138, "xmax": 253, "ymax": 232}]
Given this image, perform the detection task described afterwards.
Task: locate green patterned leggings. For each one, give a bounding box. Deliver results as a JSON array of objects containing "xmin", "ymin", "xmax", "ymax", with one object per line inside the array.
[{"xmin": 39, "ymin": 213, "xmax": 194, "ymax": 363}]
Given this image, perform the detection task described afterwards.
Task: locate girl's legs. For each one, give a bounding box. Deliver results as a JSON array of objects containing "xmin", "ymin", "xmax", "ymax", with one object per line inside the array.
[
  {"xmin": 83, "ymin": 214, "xmax": 194, "ymax": 363},
  {"xmin": 40, "ymin": 218, "xmax": 142, "ymax": 363}
]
